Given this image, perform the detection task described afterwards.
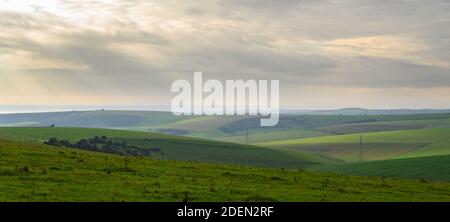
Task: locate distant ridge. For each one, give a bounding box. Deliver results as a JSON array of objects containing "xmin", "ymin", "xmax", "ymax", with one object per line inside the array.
[
  {"xmin": 282, "ymin": 108, "xmax": 450, "ymax": 115},
  {"xmin": 2, "ymin": 109, "xmax": 450, "ymax": 128}
]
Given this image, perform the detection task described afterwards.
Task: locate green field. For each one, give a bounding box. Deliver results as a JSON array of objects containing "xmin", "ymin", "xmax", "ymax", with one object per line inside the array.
[
  {"xmin": 312, "ymin": 155, "xmax": 450, "ymax": 181},
  {"xmin": 215, "ymin": 129, "xmax": 331, "ymax": 144},
  {"xmin": 0, "ymin": 110, "xmax": 186, "ymax": 128},
  {"xmin": 3, "ymin": 111, "xmax": 450, "ymax": 144},
  {"xmin": 317, "ymin": 117, "xmax": 450, "ymax": 135},
  {"xmin": 0, "ymin": 127, "xmax": 340, "ymax": 168},
  {"xmin": 259, "ymin": 128, "xmax": 450, "ymax": 162},
  {"xmin": 2, "ymin": 112, "xmax": 450, "ymax": 201},
  {"xmin": 186, "ymin": 113, "xmax": 450, "ymax": 143},
  {"xmin": 2, "ymin": 138, "xmax": 450, "ymax": 201},
  {"xmin": 154, "ymin": 116, "xmax": 250, "ymax": 131}
]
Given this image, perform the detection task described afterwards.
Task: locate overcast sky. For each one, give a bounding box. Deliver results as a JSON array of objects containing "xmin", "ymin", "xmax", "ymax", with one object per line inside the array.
[{"xmin": 1, "ymin": 0, "xmax": 450, "ymax": 109}]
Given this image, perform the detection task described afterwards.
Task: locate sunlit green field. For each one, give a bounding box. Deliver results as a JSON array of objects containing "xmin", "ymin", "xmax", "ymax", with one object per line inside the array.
[
  {"xmin": 215, "ymin": 129, "xmax": 331, "ymax": 144},
  {"xmin": 259, "ymin": 128, "xmax": 450, "ymax": 161}
]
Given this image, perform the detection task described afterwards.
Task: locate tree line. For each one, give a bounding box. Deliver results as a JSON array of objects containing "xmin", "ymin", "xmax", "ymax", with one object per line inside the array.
[{"xmin": 45, "ymin": 136, "xmax": 162, "ymax": 156}]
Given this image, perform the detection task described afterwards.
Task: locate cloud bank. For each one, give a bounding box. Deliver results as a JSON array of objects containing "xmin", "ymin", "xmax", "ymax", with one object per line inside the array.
[{"xmin": 0, "ymin": 0, "xmax": 449, "ymax": 108}]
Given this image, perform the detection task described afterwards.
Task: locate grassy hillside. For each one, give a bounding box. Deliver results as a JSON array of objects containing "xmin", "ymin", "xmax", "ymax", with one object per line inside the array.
[
  {"xmin": 318, "ymin": 124, "xmax": 425, "ymax": 135},
  {"xmin": 0, "ymin": 111, "xmax": 187, "ymax": 128},
  {"xmin": 215, "ymin": 129, "xmax": 331, "ymax": 144},
  {"xmin": 317, "ymin": 116, "xmax": 450, "ymax": 135},
  {"xmin": 154, "ymin": 116, "xmax": 250, "ymax": 131},
  {"xmin": 2, "ymin": 111, "xmax": 450, "ymax": 144},
  {"xmin": 259, "ymin": 128, "xmax": 450, "ymax": 162},
  {"xmin": 2, "ymin": 139, "xmax": 450, "ymax": 201},
  {"xmin": 312, "ymin": 155, "xmax": 450, "ymax": 182},
  {"xmin": 301, "ymin": 108, "xmax": 450, "ymax": 116},
  {"xmin": 0, "ymin": 127, "xmax": 340, "ymax": 168},
  {"xmin": 189, "ymin": 113, "xmax": 450, "ymax": 142}
]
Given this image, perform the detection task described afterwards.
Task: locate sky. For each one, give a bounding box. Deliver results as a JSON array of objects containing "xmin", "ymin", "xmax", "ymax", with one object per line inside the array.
[{"xmin": 1, "ymin": 0, "xmax": 450, "ymax": 110}]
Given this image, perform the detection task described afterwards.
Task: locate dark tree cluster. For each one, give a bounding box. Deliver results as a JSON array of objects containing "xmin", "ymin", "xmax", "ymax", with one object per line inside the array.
[{"xmin": 44, "ymin": 136, "xmax": 161, "ymax": 157}]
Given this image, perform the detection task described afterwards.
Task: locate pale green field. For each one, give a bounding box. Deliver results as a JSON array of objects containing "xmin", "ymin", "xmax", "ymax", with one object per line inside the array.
[
  {"xmin": 215, "ymin": 129, "xmax": 331, "ymax": 144},
  {"xmin": 153, "ymin": 116, "xmax": 250, "ymax": 131},
  {"xmin": 259, "ymin": 128, "xmax": 450, "ymax": 162}
]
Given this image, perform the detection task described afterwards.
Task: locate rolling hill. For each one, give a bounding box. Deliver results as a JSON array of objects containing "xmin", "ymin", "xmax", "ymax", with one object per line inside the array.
[
  {"xmin": 2, "ymin": 138, "xmax": 450, "ymax": 201},
  {"xmin": 2, "ymin": 111, "xmax": 450, "ymax": 147},
  {"xmin": 311, "ymin": 154, "xmax": 450, "ymax": 182},
  {"xmin": 259, "ymin": 128, "xmax": 450, "ymax": 162},
  {"xmin": 3, "ymin": 111, "xmax": 450, "ymax": 184},
  {"xmin": 0, "ymin": 110, "xmax": 187, "ymax": 128},
  {"xmin": 0, "ymin": 127, "xmax": 340, "ymax": 168}
]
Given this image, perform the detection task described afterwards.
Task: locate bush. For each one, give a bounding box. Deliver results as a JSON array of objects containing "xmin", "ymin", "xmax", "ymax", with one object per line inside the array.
[{"xmin": 44, "ymin": 136, "xmax": 162, "ymax": 157}]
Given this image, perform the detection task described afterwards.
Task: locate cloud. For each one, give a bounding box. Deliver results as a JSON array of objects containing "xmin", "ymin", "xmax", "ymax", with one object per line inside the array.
[
  {"xmin": 0, "ymin": 0, "xmax": 449, "ymax": 108},
  {"xmin": 324, "ymin": 36, "xmax": 426, "ymax": 59},
  {"xmin": 328, "ymin": 56, "xmax": 450, "ymax": 88}
]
